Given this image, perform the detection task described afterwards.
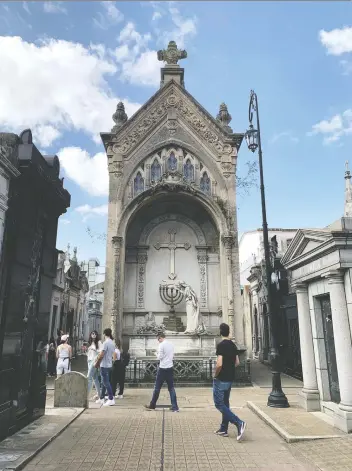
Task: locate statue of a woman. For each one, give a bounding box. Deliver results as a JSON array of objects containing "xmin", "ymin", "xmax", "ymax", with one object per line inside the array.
[{"xmin": 177, "ymin": 281, "xmax": 205, "ymax": 334}]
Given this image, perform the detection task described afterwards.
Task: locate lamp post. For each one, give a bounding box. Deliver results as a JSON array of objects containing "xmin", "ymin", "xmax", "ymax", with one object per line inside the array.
[{"xmin": 245, "ymin": 90, "xmax": 289, "ymax": 408}]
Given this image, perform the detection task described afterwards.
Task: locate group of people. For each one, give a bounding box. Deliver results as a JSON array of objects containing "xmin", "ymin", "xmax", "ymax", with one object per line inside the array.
[
  {"xmin": 144, "ymin": 322, "xmax": 247, "ymax": 441},
  {"xmin": 86, "ymin": 328, "xmax": 130, "ymax": 407},
  {"xmin": 48, "ymin": 322, "xmax": 246, "ymax": 440}
]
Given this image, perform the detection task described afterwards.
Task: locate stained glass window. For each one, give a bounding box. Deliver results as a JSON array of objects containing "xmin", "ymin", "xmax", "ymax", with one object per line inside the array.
[
  {"xmin": 134, "ymin": 172, "xmax": 144, "ymax": 195},
  {"xmin": 183, "ymin": 159, "xmax": 194, "ymax": 182},
  {"xmin": 151, "ymin": 159, "xmax": 161, "ymax": 181},
  {"xmin": 200, "ymin": 172, "xmax": 211, "ymax": 195},
  {"xmin": 167, "ymin": 152, "xmax": 177, "ymax": 171}
]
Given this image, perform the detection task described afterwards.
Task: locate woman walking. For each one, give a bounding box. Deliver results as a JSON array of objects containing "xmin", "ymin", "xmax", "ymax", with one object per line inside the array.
[
  {"xmin": 46, "ymin": 336, "xmax": 57, "ymax": 377},
  {"xmin": 86, "ymin": 330, "xmax": 102, "ymax": 400},
  {"xmin": 56, "ymin": 334, "xmax": 72, "ymax": 377},
  {"xmin": 111, "ymin": 342, "xmax": 130, "ymax": 399}
]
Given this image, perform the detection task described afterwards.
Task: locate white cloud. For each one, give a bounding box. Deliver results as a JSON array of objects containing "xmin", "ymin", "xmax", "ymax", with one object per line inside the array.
[
  {"xmin": 43, "ymin": 2, "xmax": 67, "ymax": 14},
  {"xmin": 22, "ymin": 2, "xmax": 30, "ymax": 14},
  {"xmin": 58, "ymin": 147, "xmax": 108, "ymax": 196},
  {"xmin": 319, "ymin": 27, "xmax": 352, "ymax": 55},
  {"xmin": 93, "ymin": 1, "xmax": 124, "ymax": 30},
  {"xmin": 113, "ymin": 22, "xmax": 160, "ymax": 87},
  {"xmin": 166, "ymin": 6, "xmax": 197, "ymax": 48},
  {"xmin": 0, "ymin": 36, "xmax": 141, "ymax": 147},
  {"xmin": 308, "ymin": 110, "xmax": 352, "ymax": 144},
  {"xmin": 59, "ymin": 218, "xmax": 71, "ymax": 225},
  {"xmin": 340, "ymin": 59, "xmax": 352, "ymax": 75},
  {"xmin": 269, "ymin": 131, "xmax": 299, "ymax": 145},
  {"xmin": 34, "ymin": 124, "xmax": 61, "ymax": 148},
  {"xmin": 152, "ymin": 11, "xmax": 162, "ymax": 21},
  {"xmin": 75, "ymin": 204, "xmax": 108, "ymax": 222}
]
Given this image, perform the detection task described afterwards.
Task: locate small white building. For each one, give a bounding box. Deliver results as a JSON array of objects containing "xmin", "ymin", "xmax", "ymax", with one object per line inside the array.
[
  {"xmin": 282, "ymin": 162, "xmax": 352, "ymax": 433},
  {"xmin": 239, "ymin": 228, "xmax": 298, "ymax": 286}
]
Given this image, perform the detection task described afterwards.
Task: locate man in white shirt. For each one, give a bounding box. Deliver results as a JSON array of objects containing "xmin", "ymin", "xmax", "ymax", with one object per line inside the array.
[{"xmin": 145, "ymin": 333, "xmax": 179, "ymax": 412}]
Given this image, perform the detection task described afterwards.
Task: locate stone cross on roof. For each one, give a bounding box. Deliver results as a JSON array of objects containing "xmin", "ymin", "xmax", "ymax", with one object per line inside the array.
[{"xmin": 157, "ymin": 41, "xmax": 187, "ymax": 65}]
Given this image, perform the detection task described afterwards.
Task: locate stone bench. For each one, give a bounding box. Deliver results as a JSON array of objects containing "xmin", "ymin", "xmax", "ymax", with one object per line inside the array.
[{"xmin": 54, "ymin": 371, "xmax": 88, "ymax": 408}]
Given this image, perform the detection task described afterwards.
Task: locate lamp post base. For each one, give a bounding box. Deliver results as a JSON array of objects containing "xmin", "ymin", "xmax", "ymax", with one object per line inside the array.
[{"xmin": 267, "ymin": 351, "xmax": 290, "ymax": 408}]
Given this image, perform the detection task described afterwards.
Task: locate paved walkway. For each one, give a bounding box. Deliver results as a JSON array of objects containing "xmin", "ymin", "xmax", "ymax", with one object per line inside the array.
[{"xmin": 8, "ymin": 360, "xmax": 350, "ymax": 471}]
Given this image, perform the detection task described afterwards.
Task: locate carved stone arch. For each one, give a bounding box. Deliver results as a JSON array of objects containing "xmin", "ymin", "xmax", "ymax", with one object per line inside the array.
[
  {"xmin": 118, "ymin": 188, "xmax": 228, "ymax": 240},
  {"xmin": 117, "ymin": 138, "xmax": 228, "ymax": 204},
  {"xmin": 139, "ymin": 213, "xmax": 206, "ymax": 245}
]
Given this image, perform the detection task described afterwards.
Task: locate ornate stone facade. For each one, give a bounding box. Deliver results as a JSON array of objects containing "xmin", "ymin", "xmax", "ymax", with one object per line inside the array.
[{"xmin": 101, "ymin": 42, "xmax": 245, "ymax": 350}]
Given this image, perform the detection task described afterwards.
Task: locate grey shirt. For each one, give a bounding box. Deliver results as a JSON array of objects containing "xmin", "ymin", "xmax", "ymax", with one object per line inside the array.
[{"xmin": 100, "ymin": 338, "xmax": 115, "ymax": 368}]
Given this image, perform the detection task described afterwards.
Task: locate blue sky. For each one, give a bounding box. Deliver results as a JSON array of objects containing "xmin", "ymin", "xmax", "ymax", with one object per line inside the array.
[{"xmin": 0, "ymin": 1, "xmax": 351, "ymax": 273}]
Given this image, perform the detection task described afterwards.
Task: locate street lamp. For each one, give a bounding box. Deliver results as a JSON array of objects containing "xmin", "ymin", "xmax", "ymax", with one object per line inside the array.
[{"xmin": 245, "ymin": 90, "xmax": 289, "ymax": 408}]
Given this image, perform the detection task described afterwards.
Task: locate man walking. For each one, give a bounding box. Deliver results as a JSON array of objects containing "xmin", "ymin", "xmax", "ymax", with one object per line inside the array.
[
  {"xmin": 145, "ymin": 332, "xmax": 179, "ymax": 412},
  {"xmin": 95, "ymin": 328, "xmax": 115, "ymax": 406},
  {"xmin": 213, "ymin": 323, "xmax": 246, "ymax": 441}
]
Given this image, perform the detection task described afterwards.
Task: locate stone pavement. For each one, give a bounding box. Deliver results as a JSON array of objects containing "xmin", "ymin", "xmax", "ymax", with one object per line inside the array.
[
  {"xmin": 0, "ymin": 391, "xmax": 83, "ymax": 471},
  {"xmin": 15, "ymin": 386, "xmax": 352, "ymax": 471}
]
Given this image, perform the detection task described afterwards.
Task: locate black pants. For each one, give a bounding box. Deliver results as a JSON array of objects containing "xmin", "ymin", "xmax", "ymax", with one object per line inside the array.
[{"xmin": 111, "ymin": 361, "xmax": 125, "ymax": 396}]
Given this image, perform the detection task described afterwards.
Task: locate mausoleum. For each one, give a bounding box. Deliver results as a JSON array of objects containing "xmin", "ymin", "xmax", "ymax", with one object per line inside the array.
[
  {"xmin": 282, "ymin": 162, "xmax": 352, "ymax": 432},
  {"xmin": 101, "ymin": 41, "xmax": 245, "ymax": 358}
]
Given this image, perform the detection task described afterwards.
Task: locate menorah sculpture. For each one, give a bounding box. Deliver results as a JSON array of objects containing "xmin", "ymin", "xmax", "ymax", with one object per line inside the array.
[{"xmin": 159, "ymin": 282, "xmax": 183, "ymax": 314}]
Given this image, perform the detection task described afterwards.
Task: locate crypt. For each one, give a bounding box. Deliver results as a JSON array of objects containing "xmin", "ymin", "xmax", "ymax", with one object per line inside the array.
[{"xmin": 101, "ymin": 41, "xmax": 245, "ymax": 356}]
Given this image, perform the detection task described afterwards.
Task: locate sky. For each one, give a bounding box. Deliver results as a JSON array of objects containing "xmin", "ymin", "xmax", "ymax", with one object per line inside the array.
[{"xmin": 0, "ymin": 1, "xmax": 351, "ymax": 276}]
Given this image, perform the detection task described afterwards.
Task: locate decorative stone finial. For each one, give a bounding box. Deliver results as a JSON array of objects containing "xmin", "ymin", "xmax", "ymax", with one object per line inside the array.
[
  {"xmin": 216, "ymin": 103, "xmax": 232, "ymax": 132},
  {"xmin": 112, "ymin": 102, "xmax": 128, "ymax": 132},
  {"xmin": 345, "ymin": 161, "xmax": 352, "ymax": 217},
  {"xmin": 73, "ymin": 246, "xmax": 77, "ymax": 261},
  {"xmin": 157, "ymin": 41, "xmax": 187, "ymax": 65}
]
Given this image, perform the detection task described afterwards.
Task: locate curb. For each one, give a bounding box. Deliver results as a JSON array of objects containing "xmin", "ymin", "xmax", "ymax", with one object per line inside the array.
[
  {"xmin": 247, "ymin": 401, "xmax": 343, "ymax": 443},
  {"xmin": 0, "ymin": 408, "xmax": 85, "ymax": 471}
]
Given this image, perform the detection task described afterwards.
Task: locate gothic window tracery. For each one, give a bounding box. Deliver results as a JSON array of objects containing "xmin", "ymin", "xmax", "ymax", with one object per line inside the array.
[
  {"xmin": 134, "ymin": 171, "xmax": 144, "ymax": 195},
  {"xmin": 167, "ymin": 152, "xmax": 177, "ymax": 172},
  {"xmin": 200, "ymin": 172, "xmax": 211, "ymax": 195},
  {"xmin": 151, "ymin": 159, "xmax": 161, "ymax": 182},
  {"xmin": 183, "ymin": 158, "xmax": 194, "ymax": 182}
]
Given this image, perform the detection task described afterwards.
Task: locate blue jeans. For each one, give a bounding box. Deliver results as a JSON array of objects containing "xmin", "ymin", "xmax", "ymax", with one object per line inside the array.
[
  {"xmin": 213, "ymin": 378, "xmax": 242, "ymax": 431},
  {"xmin": 150, "ymin": 367, "xmax": 179, "ymax": 411},
  {"xmin": 87, "ymin": 360, "xmax": 101, "ymax": 397},
  {"xmin": 100, "ymin": 367, "xmax": 113, "ymax": 400}
]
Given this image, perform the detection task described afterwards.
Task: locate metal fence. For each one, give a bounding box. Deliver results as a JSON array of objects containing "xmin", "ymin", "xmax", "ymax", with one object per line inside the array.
[{"xmin": 125, "ymin": 358, "xmax": 251, "ymax": 385}]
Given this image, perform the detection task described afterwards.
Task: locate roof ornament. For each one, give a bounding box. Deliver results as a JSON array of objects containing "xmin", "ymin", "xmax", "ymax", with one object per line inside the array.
[
  {"xmin": 157, "ymin": 41, "xmax": 187, "ymax": 65},
  {"xmin": 112, "ymin": 102, "xmax": 128, "ymax": 132}
]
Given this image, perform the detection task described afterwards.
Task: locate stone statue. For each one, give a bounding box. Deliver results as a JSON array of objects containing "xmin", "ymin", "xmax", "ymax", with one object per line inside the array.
[
  {"xmin": 176, "ymin": 281, "xmax": 205, "ymax": 335},
  {"xmin": 157, "ymin": 41, "xmax": 187, "ymax": 65}
]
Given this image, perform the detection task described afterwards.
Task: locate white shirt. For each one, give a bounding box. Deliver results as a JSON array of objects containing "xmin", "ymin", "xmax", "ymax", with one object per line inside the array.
[
  {"xmin": 157, "ymin": 340, "xmax": 174, "ymax": 369},
  {"xmin": 114, "ymin": 348, "xmax": 121, "ymax": 360}
]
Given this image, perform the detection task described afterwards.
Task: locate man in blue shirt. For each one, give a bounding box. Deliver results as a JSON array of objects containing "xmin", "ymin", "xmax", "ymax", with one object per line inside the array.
[{"xmin": 95, "ymin": 328, "xmax": 115, "ymax": 406}]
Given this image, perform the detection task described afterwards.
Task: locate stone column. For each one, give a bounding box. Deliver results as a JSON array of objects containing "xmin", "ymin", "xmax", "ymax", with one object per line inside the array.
[
  {"xmin": 196, "ymin": 246, "xmax": 208, "ymax": 311},
  {"xmin": 221, "ymin": 235, "xmax": 235, "ymax": 335},
  {"xmin": 136, "ymin": 247, "xmax": 148, "ymax": 310},
  {"xmin": 326, "ymin": 270, "xmax": 352, "ymax": 431},
  {"xmin": 111, "ymin": 236, "xmax": 124, "ymax": 339},
  {"xmin": 294, "ymin": 282, "xmax": 320, "ymax": 411}
]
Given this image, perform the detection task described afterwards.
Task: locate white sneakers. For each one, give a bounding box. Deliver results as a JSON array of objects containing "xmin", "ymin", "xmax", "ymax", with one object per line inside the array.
[
  {"xmin": 103, "ymin": 399, "xmax": 115, "ymax": 407},
  {"xmin": 116, "ymin": 395, "xmax": 123, "ymax": 399},
  {"xmin": 95, "ymin": 398, "xmax": 104, "ymax": 404}
]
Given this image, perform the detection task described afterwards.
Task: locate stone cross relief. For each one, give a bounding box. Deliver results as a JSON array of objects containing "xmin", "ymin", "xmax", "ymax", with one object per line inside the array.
[{"xmin": 154, "ymin": 228, "xmax": 191, "ymax": 280}]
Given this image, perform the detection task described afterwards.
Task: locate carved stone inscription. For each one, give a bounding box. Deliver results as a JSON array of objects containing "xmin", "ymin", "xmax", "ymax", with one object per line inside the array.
[
  {"xmin": 196, "ymin": 247, "xmax": 208, "ymax": 310},
  {"xmin": 136, "ymin": 250, "xmax": 148, "ymax": 309}
]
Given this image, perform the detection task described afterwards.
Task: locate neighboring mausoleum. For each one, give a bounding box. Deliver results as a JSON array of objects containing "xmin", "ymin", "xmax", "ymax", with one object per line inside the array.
[{"xmin": 282, "ymin": 162, "xmax": 352, "ymax": 433}]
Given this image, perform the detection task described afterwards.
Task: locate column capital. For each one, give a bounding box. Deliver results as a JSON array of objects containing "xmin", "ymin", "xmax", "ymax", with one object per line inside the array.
[
  {"xmin": 324, "ymin": 269, "xmax": 345, "ymax": 284},
  {"xmin": 293, "ymin": 282, "xmax": 308, "ymax": 293}
]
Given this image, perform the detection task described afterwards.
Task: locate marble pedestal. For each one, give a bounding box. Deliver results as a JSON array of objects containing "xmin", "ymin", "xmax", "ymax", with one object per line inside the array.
[{"xmin": 129, "ymin": 333, "xmax": 218, "ymax": 357}]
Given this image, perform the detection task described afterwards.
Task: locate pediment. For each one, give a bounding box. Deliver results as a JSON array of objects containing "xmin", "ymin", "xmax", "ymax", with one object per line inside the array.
[
  {"xmin": 281, "ymin": 229, "xmax": 332, "ymax": 265},
  {"xmin": 101, "ymin": 80, "xmax": 243, "ymax": 160}
]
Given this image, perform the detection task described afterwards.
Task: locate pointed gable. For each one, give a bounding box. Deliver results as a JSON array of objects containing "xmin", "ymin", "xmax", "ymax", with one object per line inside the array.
[
  {"xmin": 281, "ymin": 229, "xmax": 332, "ymax": 266},
  {"xmin": 101, "ymin": 80, "xmax": 243, "ymax": 160}
]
